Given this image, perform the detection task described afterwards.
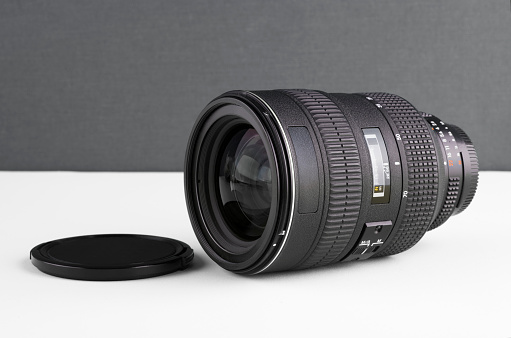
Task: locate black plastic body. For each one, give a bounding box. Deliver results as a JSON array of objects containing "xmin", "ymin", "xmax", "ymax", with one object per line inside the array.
[
  {"xmin": 30, "ymin": 234, "xmax": 194, "ymax": 281},
  {"xmin": 185, "ymin": 89, "xmax": 478, "ymax": 274}
]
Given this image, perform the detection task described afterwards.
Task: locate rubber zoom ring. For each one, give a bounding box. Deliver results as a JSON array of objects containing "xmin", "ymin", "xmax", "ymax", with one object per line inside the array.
[
  {"xmin": 281, "ymin": 89, "xmax": 363, "ymax": 268},
  {"xmin": 363, "ymin": 93, "xmax": 439, "ymax": 256}
]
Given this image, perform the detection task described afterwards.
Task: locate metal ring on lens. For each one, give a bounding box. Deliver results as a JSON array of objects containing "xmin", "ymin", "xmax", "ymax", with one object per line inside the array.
[
  {"xmin": 246, "ymin": 91, "xmax": 296, "ymax": 274},
  {"xmin": 185, "ymin": 95, "xmax": 293, "ymax": 274}
]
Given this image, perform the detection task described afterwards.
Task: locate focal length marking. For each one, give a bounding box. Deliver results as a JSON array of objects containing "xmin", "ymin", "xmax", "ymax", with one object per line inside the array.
[
  {"xmin": 363, "ymin": 92, "xmax": 439, "ymax": 256},
  {"xmin": 363, "ymin": 128, "xmax": 391, "ymax": 204}
]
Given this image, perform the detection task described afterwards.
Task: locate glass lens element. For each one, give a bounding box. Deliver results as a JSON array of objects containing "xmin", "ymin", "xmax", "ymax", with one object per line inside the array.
[{"xmin": 217, "ymin": 127, "xmax": 272, "ymax": 240}]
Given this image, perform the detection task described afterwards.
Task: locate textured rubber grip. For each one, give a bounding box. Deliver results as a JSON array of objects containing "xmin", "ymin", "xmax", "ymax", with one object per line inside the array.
[
  {"xmin": 429, "ymin": 177, "xmax": 460, "ymax": 230},
  {"xmin": 363, "ymin": 93, "xmax": 439, "ymax": 256},
  {"xmin": 281, "ymin": 89, "xmax": 362, "ymax": 268},
  {"xmin": 451, "ymin": 126, "xmax": 479, "ymax": 214}
]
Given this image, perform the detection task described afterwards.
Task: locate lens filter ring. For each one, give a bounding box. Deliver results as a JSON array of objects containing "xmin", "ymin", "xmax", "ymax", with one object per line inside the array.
[{"xmin": 185, "ymin": 95, "xmax": 292, "ymax": 273}]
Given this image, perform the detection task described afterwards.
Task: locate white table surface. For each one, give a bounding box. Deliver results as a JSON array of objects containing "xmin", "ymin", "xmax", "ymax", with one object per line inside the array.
[{"xmin": 0, "ymin": 171, "xmax": 509, "ymax": 338}]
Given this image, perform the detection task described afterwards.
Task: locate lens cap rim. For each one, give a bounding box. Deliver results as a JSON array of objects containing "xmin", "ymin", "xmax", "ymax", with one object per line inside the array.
[{"xmin": 30, "ymin": 234, "xmax": 194, "ymax": 281}]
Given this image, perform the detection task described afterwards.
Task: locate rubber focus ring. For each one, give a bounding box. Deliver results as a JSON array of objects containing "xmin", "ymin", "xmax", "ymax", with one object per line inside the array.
[{"xmin": 281, "ymin": 89, "xmax": 363, "ymax": 268}]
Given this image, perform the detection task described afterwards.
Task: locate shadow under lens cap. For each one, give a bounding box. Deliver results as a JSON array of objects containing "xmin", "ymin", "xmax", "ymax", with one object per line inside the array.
[{"xmin": 30, "ymin": 234, "xmax": 193, "ymax": 281}]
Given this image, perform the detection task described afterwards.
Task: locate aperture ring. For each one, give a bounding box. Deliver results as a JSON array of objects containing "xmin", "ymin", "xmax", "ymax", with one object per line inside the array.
[
  {"xmin": 450, "ymin": 126, "xmax": 479, "ymax": 215},
  {"xmin": 363, "ymin": 93, "xmax": 439, "ymax": 256},
  {"xmin": 281, "ymin": 89, "xmax": 362, "ymax": 268},
  {"xmin": 422, "ymin": 114, "xmax": 465, "ymax": 230}
]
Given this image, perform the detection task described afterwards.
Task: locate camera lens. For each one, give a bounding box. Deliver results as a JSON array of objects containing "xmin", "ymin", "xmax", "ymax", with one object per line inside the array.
[
  {"xmin": 217, "ymin": 126, "xmax": 272, "ymax": 240},
  {"xmin": 185, "ymin": 90, "xmax": 479, "ymax": 274}
]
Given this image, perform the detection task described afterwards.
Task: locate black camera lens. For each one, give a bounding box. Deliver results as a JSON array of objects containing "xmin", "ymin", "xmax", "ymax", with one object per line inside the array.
[{"xmin": 185, "ymin": 90, "xmax": 479, "ymax": 274}]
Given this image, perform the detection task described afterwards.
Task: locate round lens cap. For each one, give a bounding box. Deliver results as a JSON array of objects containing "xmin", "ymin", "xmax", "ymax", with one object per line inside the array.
[{"xmin": 30, "ymin": 234, "xmax": 194, "ymax": 281}]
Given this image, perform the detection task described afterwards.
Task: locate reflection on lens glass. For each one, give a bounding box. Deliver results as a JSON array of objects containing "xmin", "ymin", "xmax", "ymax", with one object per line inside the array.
[{"xmin": 217, "ymin": 126, "xmax": 272, "ymax": 240}]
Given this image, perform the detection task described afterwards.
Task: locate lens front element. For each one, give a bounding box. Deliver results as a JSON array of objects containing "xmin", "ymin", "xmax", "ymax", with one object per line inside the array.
[{"xmin": 217, "ymin": 126, "xmax": 272, "ymax": 241}]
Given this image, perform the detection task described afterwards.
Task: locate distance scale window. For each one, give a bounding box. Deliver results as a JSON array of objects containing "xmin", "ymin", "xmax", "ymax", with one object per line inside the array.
[{"xmin": 363, "ymin": 128, "xmax": 390, "ymax": 204}]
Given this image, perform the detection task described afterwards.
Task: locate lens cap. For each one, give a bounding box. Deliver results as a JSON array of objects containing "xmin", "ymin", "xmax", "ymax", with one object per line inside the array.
[{"xmin": 30, "ymin": 234, "xmax": 193, "ymax": 281}]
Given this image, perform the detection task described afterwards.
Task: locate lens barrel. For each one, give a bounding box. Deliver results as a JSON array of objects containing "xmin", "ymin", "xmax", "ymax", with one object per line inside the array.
[{"xmin": 185, "ymin": 90, "xmax": 478, "ymax": 274}]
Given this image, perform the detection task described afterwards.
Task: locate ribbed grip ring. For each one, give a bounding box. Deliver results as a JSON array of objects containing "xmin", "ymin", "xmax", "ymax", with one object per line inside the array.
[
  {"xmin": 451, "ymin": 126, "xmax": 479, "ymax": 214},
  {"xmin": 363, "ymin": 93, "xmax": 439, "ymax": 256},
  {"xmin": 281, "ymin": 89, "xmax": 362, "ymax": 268},
  {"xmin": 429, "ymin": 177, "xmax": 461, "ymax": 230}
]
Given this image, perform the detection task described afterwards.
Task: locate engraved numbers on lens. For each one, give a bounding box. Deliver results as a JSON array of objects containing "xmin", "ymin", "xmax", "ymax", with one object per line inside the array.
[
  {"xmin": 426, "ymin": 116, "xmax": 463, "ymax": 170},
  {"xmin": 186, "ymin": 91, "xmax": 479, "ymax": 274}
]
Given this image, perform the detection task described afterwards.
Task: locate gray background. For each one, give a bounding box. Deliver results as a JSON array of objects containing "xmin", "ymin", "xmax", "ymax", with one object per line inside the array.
[{"xmin": 1, "ymin": 0, "xmax": 510, "ymax": 171}]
